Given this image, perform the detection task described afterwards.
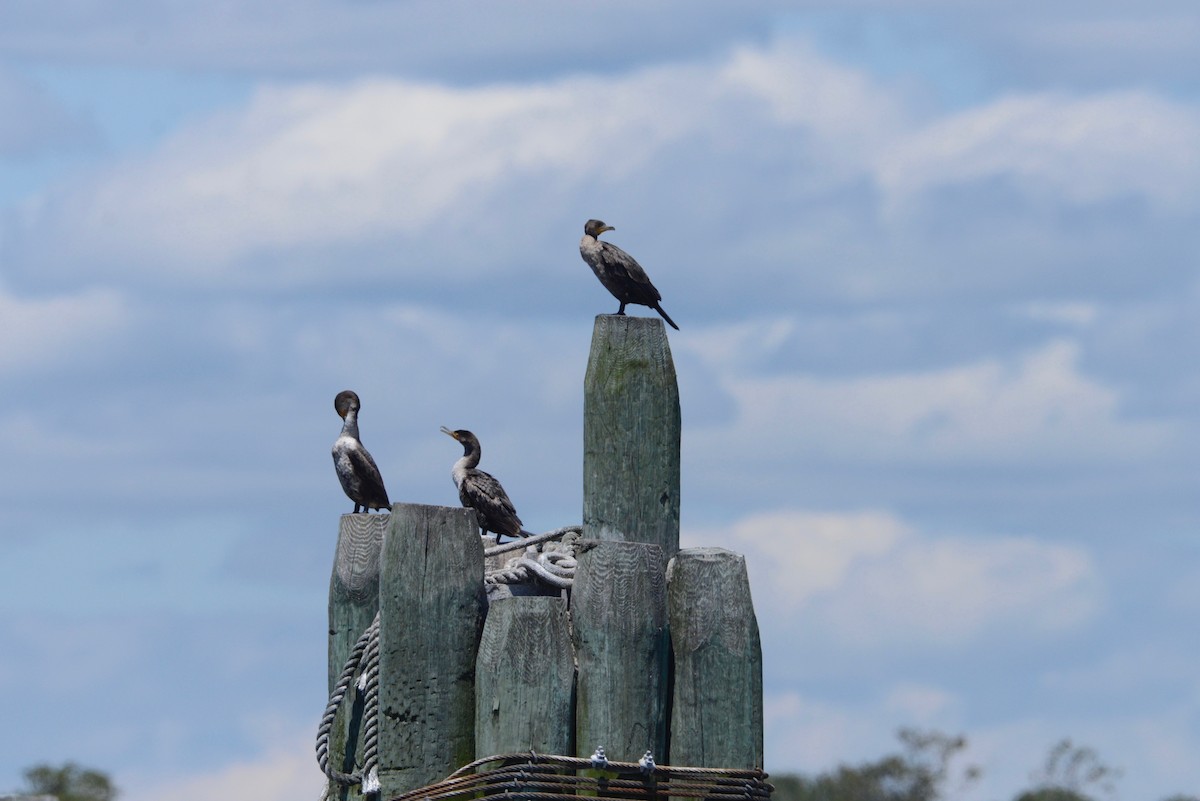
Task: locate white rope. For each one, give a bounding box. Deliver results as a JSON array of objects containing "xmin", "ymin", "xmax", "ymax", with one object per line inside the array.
[
  {"xmin": 484, "ymin": 526, "xmax": 580, "ymax": 589},
  {"xmin": 485, "ymin": 549, "xmax": 578, "ymax": 588},
  {"xmin": 315, "ymin": 612, "xmax": 380, "ymax": 787},
  {"xmin": 483, "ymin": 525, "xmax": 581, "ymax": 558},
  {"xmin": 318, "ymin": 525, "xmax": 583, "ymax": 792}
]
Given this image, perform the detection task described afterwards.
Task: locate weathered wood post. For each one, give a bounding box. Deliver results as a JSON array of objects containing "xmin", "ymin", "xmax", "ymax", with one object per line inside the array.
[
  {"xmin": 322, "ymin": 310, "xmax": 766, "ymax": 796},
  {"xmin": 572, "ymin": 539, "xmax": 670, "ymax": 762},
  {"xmin": 475, "ymin": 596, "xmax": 575, "ymax": 756},
  {"xmin": 377, "ymin": 503, "xmax": 485, "ymax": 797},
  {"xmin": 577, "ymin": 315, "xmax": 678, "ymax": 763},
  {"xmin": 584, "ymin": 315, "xmax": 681, "ymax": 559},
  {"xmin": 327, "ymin": 513, "xmax": 388, "ymax": 800},
  {"xmin": 668, "ymin": 547, "xmax": 763, "ymax": 768},
  {"xmin": 329, "ymin": 514, "xmax": 387, "ymax": 691}
]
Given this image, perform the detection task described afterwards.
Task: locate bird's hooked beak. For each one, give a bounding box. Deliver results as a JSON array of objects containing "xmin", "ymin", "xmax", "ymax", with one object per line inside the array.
[
  {"xmin": 440, "ymin": 426, "xmax": 459, "ymax": 440},
  {"xmin": 601, "ymin": 224, "xmax": 615, "ymax": 234}
]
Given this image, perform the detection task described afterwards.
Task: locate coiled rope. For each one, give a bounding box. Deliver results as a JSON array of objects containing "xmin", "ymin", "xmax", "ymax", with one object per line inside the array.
[
  {"xmin": 316, "ymin": 611, "xmax": 380, "ymax": 787},
  {"xmin": 317, "ymin": 526, "xmax": 580, "ymax": 793}
]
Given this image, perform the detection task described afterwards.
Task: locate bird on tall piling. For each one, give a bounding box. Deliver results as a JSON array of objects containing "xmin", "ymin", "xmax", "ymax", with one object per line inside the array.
[
  {"xmin": 579, "ymin": 218, "xmax": 679, "ymax": 330},
  {"xmin": 440, "ymin": 426, "xmax": 530, "ymax": 542},
  {"xmin": 331, "ymin": 390, "xmax": 391, "ymax": 514}
]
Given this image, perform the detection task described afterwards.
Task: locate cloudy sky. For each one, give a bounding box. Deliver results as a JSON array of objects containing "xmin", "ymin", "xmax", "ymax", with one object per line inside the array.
[{"xmin": 1, "ymin": 2, "xmax": 1197, "ymax": 800}]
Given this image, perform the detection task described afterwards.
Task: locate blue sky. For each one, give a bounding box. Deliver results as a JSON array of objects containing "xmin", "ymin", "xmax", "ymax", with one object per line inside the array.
[{"xmin": 1, "ymin": 3, "xmax": 1197, "ymax": 800}]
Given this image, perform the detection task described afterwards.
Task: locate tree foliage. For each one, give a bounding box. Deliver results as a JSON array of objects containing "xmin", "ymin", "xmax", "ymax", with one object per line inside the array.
[
  {"xmin": 1016, "ymin": 739, "xmax": 1121, "ymax": 801},
  {"xmin": 20, "ymin": 762, "xmax": 117, "ymax": 801},
  {"xmin": 769, "ymin": 731, "xmax": 1188, "ymax": 801},
  {"xmin": 1014, "ymin": 790, "xmax": 1092, "ymax": 801},
  {"xmin": 770, "ymin": 728, "xmax": 979, "ymax": 801}
]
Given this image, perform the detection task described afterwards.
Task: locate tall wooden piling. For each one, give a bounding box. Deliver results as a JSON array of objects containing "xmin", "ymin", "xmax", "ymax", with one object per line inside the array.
[
  {"xmin": 377, "ymin": 503, "xmax": 485, "ymax": 796},
  {"xmin": 572, "ymin": 540, "xmax": 669, "ymax": 762},
  {"xmin": 329, "ymin": 514, "xmax": 388, "ymax": 693},
  {"xmin": 475, "ymin": 596, "xmax": 575, "ymax": 757},
  {"xmin": 667, "ymin": 547, "xmax": 763, "ymax": 769},
  {"xmin": 327, "ymin": 513, "xmax": 388, "ymax": 799},
  {"xmin": 322, "ymin": 309, "xmax": 769, "ymax": 793},
  {"xmin": 583, "ymin": 315, "xmax": 681, "ymax": 560}
]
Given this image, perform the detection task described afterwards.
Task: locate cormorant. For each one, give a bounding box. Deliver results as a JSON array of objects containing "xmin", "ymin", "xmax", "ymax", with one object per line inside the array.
[
  {"xmin": 440, "ymin": 426, "xmax": 529, "ymax": 541},
  {"xmin": 332, "ymin": 390, "xmax": 391, "ymax": 513},
  {"xmin": 579, "ymin": 219, "xmax": 679, "ymax": 330}
]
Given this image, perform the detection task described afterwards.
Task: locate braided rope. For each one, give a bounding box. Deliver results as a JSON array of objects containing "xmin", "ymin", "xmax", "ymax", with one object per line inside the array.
[
  {"xmin": 319, "ymin": 526, "xmax": 584, "ymax": 793},
  {"xmin": 485, "ymin": 548, "xmax": 578, "ymax": 589},
  {"xmin": 483, "ymin": 525, "xmax": 581, "ymax": 558},
  {"xmin": 316, "ymin": 611, "xmax": 380, "ymax": 786},
  {"xmin": 359, "ymin": 614, "xmax": 382, "ymax": 794},
  {"xmin": 487, "ymin": 534, "xmax": 580, "ymax": 592}
]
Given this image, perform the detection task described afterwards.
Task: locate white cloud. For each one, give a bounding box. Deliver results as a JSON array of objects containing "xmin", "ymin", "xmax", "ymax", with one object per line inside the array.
[
  {"xmin": 763, "ymin": 690, "xmax": 895, "ymax": 771},
  {"xmin": 9, "ymin": 35, "xmax": 1198, "ymax": 312},
  {"xmin": 694, "ymin": 337, "xmax": 1170, "ymax": 466},
  {"xmin": 122, "ymin": 729, "xmax": 324, "ymax": 801},
  {"xmin": 0, "ymin": 286, "xmax": 127, "ymax": 373},
  {"xmin": 884, "ymin": 683, "xmax": 961, "ymax": 723},
  {"xmin": 697, "ymin": 507, "xmax": 1101, "ymax": 647},
  {"xmin": 823, "ymin": 532, "xmax": 1099, "ymax": 645},
  {"xmin": 1021, "ymin": 13, "xmax": 1200, "ymax": 59},
  {"xmin": 5, "ymin": 38, "xmax": 903, "ymax": 288},
  {"xmin": 767, "ymin": 691, "xmax": 1200, "ymax": 801},
  {"xmin": 13, "ymin": 71, "xmax": 696, "ymax": 277},
  {"xmin": 706, "ymin": 510, "xmax": 906, "ymax": 609},
  {"xmin": 1012, "ymin": 300, "xmax": 1100, "ymax": 327},
  {"xmin": 877, "ymin": 90, "xmax": 1200, "ymax": 214},
  {"xmin": 762, "ymin": 686, "xmax": 970, "ymax": 783},
  {"xmin": 1040, "ymin": 645, "xmax": 1197, "ymax": 698}
]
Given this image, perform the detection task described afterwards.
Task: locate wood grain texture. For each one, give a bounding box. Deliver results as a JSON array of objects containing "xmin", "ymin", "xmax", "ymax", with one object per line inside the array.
[
  {"xmin": 475, "ymin": 596, "xmax": 575, "ymax": 757},
  {"xmin": 329, "ymin": 513, "xmax": 388, "ymax": 692},
  {"xmin": 583, "ymin": 315, "xmax": 680, "ymax": 560},
  {"xmin": 571, "ymin": 539, "xmax": 669, "ymax": 763},
  {"xmin": 377, "ymin": 503, "xmax": 485, "ymax": 796},
  {"xmin": 327, "ymin": 512, "xmax": 388, "ymax": 800},
  {"xmin": 667, "ymin": 548, "xmax": 763, "ymax": 769}
]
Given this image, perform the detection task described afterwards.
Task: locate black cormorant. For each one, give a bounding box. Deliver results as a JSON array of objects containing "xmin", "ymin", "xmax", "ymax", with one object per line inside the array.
[
  {"xmin": 332, "ymin": 390, "xmax": 391, "ymax": 513},
  {"xmin": 440, "ymin": 426, "xmax": 529, "ymax": 541},
  {"xmin": 579, "ymin": 219, "xmax": 679, "ymax": 330}
]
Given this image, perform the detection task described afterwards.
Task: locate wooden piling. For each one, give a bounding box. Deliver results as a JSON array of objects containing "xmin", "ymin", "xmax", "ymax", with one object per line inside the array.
[
  {"xmin": 572, "ymin": 539, "xmax": 669, "ymax": 763},
  {"xmin": 322, "ymin": 309, "xmax": 769, "ymax": 793},
  {"xmin": 329, "ymin": 513, "xmax": 388, "ymax": 693},
  {"xmin": 667, "ymin": 548, "xmax": 763, "ymax": 769},
  {"xmin": 475, "ymin": 596, "xmax": 575, "ymax": 757},
  {"xmin": 583, "ymin": 315, "xmax": 681, "ymax": 560},
  {"xmin": 376, "ymin": 503, "xmax": 485, "ymax": 796},
  {"xmin": 327, "ymin": 513, "xmax": 388, "ymax": 800}
]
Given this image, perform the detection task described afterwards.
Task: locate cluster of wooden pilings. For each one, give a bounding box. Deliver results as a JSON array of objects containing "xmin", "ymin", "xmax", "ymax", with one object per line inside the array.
[{"xmin": 326, "ymin": 316, "xmax": 763, "ymax": 800}]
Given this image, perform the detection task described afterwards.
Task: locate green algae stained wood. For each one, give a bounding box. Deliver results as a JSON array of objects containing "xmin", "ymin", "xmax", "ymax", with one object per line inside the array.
[
  {"xmin": 667, "ymin": 547, "xmax": 764, "ymax": 769},
  {"xmin": 328, "ymin": 513, "xmax": 387, "ymax": 693},
  {"xmin": 583, "ymin": 315, "xmax": 681, "ymax": 560},
  {"xmin": 571, "ymin": 539, "xmax": 669, "ymax": 763},
  {"xmin": 326, "ymin": 512, "xmax": 388, "ymax": 801},
  {"xmin": 376, "ymin": 503, "xmax": 485, "ymax": 797},
  {"xmin": 475, "ymin": 596, "xmax": 575, "ymax": 757}
]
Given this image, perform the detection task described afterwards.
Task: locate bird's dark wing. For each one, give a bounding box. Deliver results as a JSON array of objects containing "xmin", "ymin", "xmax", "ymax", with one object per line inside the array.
[
  {"xmin": 461, "ymin": 470, "xmax": 522, "ymax": 537},
  {"xmin": 600, "ymin": 241, "xmax": 662, "ymax": 301},
  {"xmin": 348, "ymin": 443, "xmax": 390, "ymax": 509}
]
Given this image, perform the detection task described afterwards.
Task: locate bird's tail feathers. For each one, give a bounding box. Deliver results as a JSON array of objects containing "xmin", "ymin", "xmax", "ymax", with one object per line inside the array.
[{"xmin": 654, "ymin": 304, "xmax": 680, "ymax": 331}]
